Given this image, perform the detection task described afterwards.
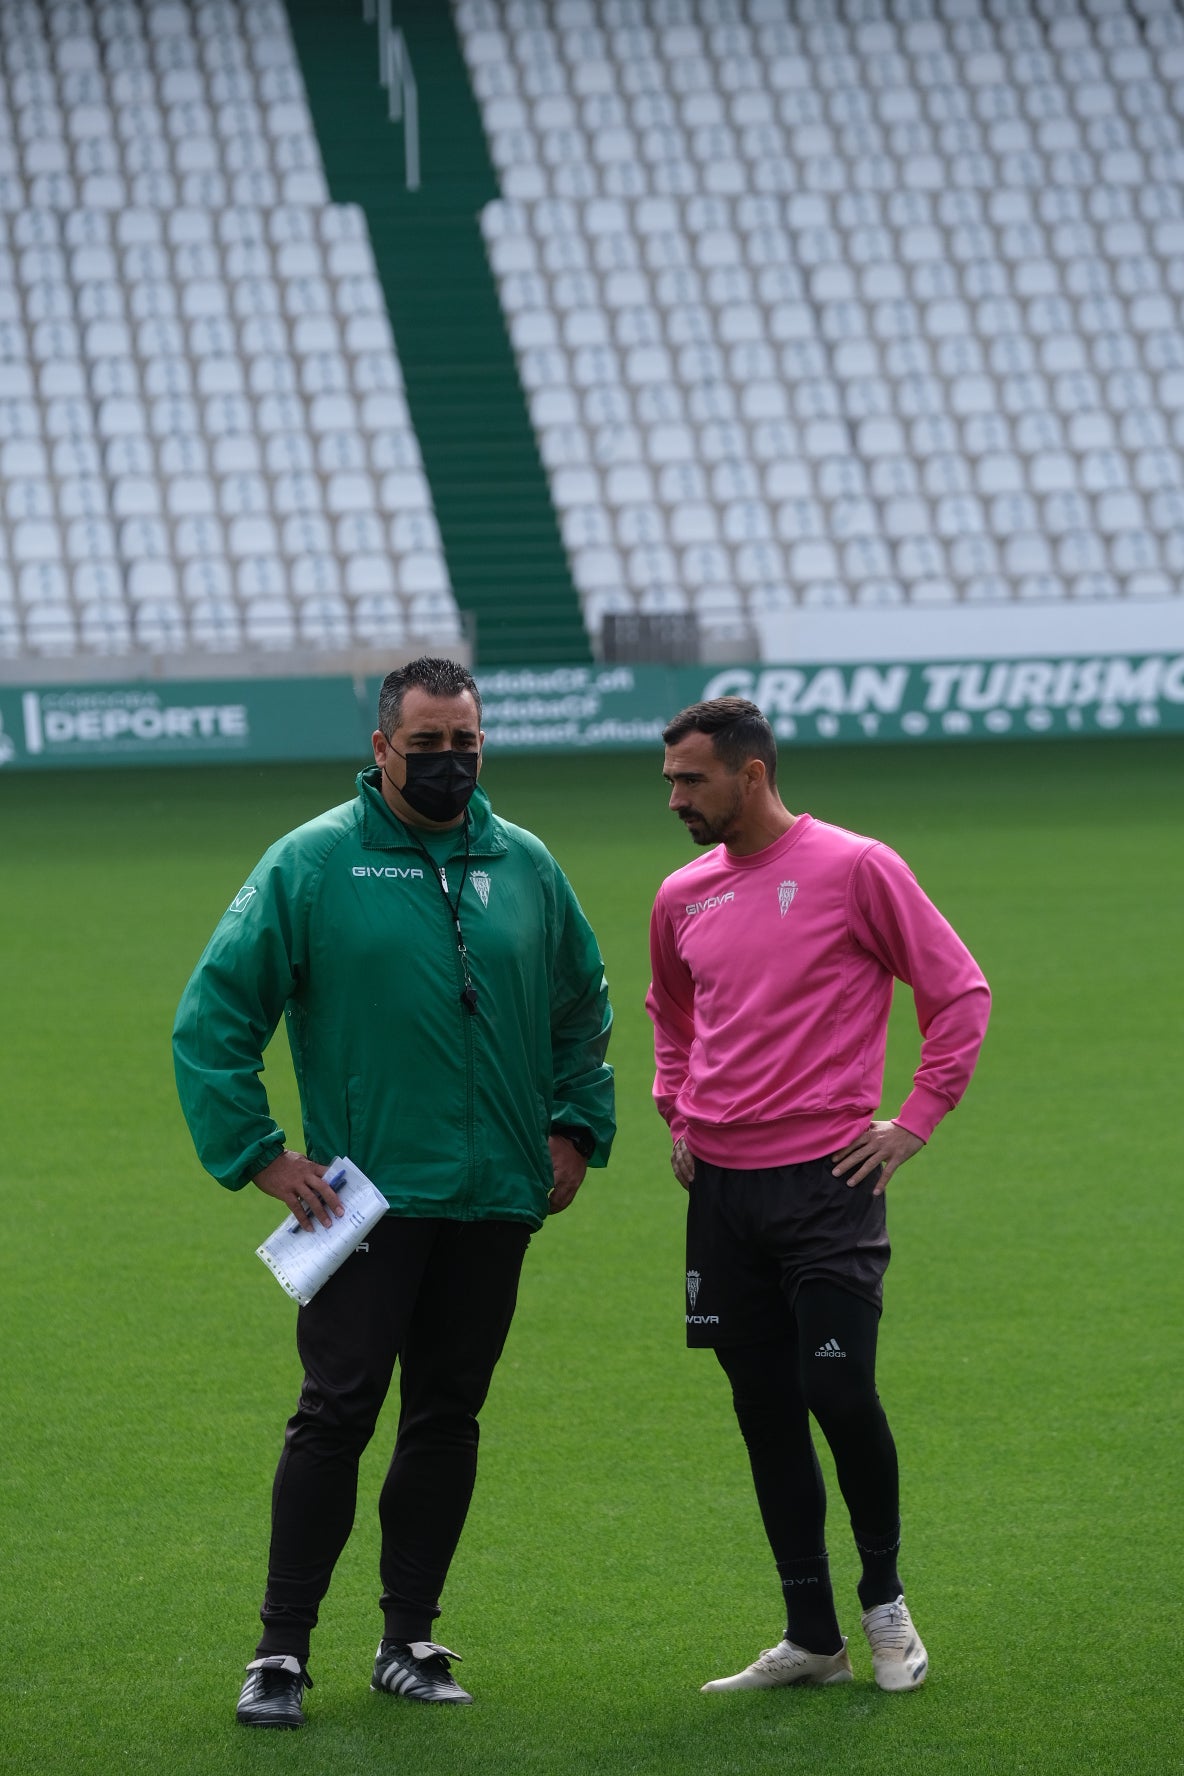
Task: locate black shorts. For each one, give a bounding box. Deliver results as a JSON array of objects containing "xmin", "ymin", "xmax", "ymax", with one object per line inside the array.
[{"xmin": 684, "ymin": 1153, "xmax": 890, "ymax": 1348}]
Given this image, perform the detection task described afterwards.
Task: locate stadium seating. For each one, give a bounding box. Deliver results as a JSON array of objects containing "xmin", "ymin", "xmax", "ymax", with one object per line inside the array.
[
  {"xmin": 457, "ymin": 0, "xmax": 1184, "ymax": 643},
  {"xmin": 0, "ymin": 0, "xmax": 461, "ymax": 665}
]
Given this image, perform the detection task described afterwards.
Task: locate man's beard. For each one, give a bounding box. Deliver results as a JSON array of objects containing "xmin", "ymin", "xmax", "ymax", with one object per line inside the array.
[{"xmin": 680, "ymin": 790, "xmax": 744, "ymax": 847}]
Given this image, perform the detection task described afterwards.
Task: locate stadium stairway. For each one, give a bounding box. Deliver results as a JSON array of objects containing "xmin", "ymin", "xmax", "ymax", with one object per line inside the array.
[{"xmin": 283, "ymin": 0, "xmax": 592, "ymax": 665}]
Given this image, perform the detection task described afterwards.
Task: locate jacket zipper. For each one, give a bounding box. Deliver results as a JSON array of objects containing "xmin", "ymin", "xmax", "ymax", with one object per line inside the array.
[
  {"xmin": 369, "ymin": 812, "xmax": 497, "ymax": 1216},
  {"xmin": 463, "ymin": 968, "xmax": 476, "ymax": 1214},
  {"xmin": 433, "ymin": 859, "xmax": 477, "ymax": 1215}
]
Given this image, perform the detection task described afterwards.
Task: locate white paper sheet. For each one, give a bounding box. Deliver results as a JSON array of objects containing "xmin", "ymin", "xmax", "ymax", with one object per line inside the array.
[{"xmin": 256, "ymin": 1156, "xmax": 389, "ymax": 1305}]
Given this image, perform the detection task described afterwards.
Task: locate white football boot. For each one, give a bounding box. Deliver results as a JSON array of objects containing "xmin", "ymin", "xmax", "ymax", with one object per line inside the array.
[
  {"xmin": 700, "ymin": 1636, "xmax": 853, "ymax": 1692},
  {"xmin": 860, "ymin": 1595, "xmax": 928, "ymax": 1691}
]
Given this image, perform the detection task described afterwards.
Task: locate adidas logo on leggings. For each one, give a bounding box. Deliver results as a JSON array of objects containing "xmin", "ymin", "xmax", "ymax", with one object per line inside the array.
[{"xmin": 815, "ymin": 1338, "xmax": 847, "ymax": 1358}]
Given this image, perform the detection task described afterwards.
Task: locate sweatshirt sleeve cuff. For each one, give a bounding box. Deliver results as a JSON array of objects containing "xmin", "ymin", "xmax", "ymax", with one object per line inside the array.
[
  {"xmin": 895, "ymin": 1085, "xmax": 949, "ymax": 1145},
  {"xmin": 230, "ymin": 1134, "xmax": 287, "ymax": 1191}
]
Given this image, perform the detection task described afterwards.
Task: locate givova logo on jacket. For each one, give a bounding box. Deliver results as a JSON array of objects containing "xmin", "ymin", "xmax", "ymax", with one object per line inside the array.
[{"xmin": 351, "ymin": 865, "xmax": 425, "ymax": 879}]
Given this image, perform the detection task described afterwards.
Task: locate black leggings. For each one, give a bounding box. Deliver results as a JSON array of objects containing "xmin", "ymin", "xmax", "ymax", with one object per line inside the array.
[
  {"xmin": 714, "ymin": 1279, "xmax": 900, "ymax": 1566},
  {"xmin": 256, "ymin": 1215, "xmax": 531, "ymax": 1662}
]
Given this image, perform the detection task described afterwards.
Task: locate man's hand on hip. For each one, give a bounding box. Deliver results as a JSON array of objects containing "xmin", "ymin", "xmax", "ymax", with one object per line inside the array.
[
  {"xmin": 547, "ymin": 1134, "xmax": 588, "ymax": 1213},
  {"xmin": 832, "ymin": 1121, "xmax": 925, "ymax": 1195},
  {"xmin": 671, "ymin": 1137, "xmax": 695, "ymax": 1189},
  {"xmin": 252, "ymin": 1150, "xmax": 344, "ymax": 1231}
]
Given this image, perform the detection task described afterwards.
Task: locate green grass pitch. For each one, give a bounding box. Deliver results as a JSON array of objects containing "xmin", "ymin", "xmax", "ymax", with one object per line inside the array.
[{"xmin": 2, "ymin": 737, "xmax": 1181, "ymax": 1776}]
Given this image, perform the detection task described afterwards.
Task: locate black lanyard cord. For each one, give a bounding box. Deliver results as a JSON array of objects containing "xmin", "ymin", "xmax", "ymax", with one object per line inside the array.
[{"xmin": 404, "ymin": 814, "xmax": 479, "ymax": 1015}]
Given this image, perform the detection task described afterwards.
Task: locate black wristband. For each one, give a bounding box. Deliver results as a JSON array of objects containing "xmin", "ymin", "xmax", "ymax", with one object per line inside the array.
[{"xmin": 550, "ymin": 1123, "xmax": 595, "ymax": 1160}]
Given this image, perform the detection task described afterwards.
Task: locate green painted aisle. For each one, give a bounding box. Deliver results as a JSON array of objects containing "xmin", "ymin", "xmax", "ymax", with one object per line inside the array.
[{"xmin": 285, "ymin": 0, "xmax": 590, "ymax": 665}]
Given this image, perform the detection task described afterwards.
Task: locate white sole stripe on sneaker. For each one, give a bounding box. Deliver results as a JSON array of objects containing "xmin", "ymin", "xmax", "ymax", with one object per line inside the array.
[{"xmin": 375, "ymin": 1665, "xmax": 459, "ymax": 1700}]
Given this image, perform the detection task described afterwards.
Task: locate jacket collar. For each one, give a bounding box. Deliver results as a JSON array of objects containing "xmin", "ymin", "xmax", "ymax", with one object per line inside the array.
[{"xmin": 356, "ymin": 768, "xmax": 508, "ymax": 857}]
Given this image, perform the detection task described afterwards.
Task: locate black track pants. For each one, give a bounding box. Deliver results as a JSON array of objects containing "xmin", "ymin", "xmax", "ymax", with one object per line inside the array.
[
  {"xmin": 714, "ymin": 1279, "xmax": 901, "ymax": 1566},
  {"xmin": 256, "ymin": 1215, "xmax": 530, "ymax": 1661}
]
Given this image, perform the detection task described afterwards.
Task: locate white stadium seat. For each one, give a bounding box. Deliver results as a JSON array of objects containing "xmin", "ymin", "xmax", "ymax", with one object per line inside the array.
[
  {"xmin": 6, "ymin": 4, "xmax": 1184, "ymax": 668},
  {"xmin": 450, "ymin": 2, "xmax": 1184, "ymax": 639},
  {"xmin": 0, "ymin": 10, "xmax": 456, "ymax": 669}
]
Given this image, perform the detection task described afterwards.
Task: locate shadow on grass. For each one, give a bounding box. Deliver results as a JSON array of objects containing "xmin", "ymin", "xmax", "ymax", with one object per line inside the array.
[{"xmin": 139, "ymin": 1680, "xmax": 922, "ymax": 1776}]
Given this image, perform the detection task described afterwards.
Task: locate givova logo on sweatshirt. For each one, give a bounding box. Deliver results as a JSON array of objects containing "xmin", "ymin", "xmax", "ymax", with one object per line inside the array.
[{"xmin": 684, "ymin": 891, "xmax": 734, "ymax": 915}]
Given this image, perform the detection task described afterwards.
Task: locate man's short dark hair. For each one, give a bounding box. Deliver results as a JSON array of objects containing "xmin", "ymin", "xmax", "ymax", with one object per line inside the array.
[
  {"xmin": 662, "ymin": 697, "xmax": 777, "ymax": 783},
  {"xmin": 378, "ymin": 657, "xmax": 482, "ymax": 737}
]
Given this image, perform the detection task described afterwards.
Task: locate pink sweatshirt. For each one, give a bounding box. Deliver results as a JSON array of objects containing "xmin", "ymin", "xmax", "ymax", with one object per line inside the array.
[{"xmin": 646, "ymin": 814, "xmax": 990, "ymax": 1168}]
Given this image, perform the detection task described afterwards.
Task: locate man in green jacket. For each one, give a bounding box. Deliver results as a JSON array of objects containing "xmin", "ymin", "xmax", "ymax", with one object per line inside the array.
[{"xmin": 174, "ymin": 656, "xmax": 614, "ymax": 1729}]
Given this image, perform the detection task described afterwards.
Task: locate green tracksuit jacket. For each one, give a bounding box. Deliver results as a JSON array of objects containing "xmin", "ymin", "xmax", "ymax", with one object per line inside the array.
[{"xmin": 173, "ymin": 770, "xmax": 615, "ymax": 1228}]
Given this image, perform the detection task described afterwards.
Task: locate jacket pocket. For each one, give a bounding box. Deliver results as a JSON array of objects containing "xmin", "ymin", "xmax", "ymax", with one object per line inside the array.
[{"xmin": 345, "ymin": 1076, "xmax": 367, "ymax": 1162}]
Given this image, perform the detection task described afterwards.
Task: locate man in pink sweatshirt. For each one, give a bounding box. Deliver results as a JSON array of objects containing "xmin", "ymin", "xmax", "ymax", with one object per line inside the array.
[{"xmin": 647, "ymin": 697, "xmax": 990, "ymax": 1695}]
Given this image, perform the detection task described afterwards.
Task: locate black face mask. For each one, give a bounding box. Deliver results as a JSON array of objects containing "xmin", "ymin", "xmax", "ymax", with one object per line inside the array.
[{"xmin": 385, "ymin": 747, "xmax": 480, "ymax": 823}]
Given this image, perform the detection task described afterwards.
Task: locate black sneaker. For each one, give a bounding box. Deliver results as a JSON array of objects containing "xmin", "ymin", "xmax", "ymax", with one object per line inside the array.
[
  {"xmin": 371, "ymin": 1639, "xmax": 473, "ymax": 1704},
  {"xmin": 236, "ymin": 1654, "xmax": 312, "ymax": 1728}
]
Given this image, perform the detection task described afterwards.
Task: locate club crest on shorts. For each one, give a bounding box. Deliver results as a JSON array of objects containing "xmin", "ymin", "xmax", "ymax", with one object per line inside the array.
[
  {"xmin": 778, "ymin": 879, "xmax": 798, "ymax": 917},
  {"xmin": 471, "ymin": 869, "xmax": 491, "ymax": 907},
  {"xmin": 686, "ymin": 1268, "xmax": 701, "ymax": 1308}
]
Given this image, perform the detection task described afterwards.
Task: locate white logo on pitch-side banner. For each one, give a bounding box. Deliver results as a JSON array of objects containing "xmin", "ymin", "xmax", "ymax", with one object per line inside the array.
[
  {"xmin": 686, "ymin": 1268, "xmax": 701, "ymax": 1309},
  {"xmin": 0, "ymin": 716, "xmax": 14, "ymax": 766},
  {"xmin": 778, "ymin": 879, "xmax": 798, "ymax": 917},
  {"xmin": 230, "ymin": 886, "xmax": 257, "ymax": 912},
  {"xmin": 20, "ymin": 689, "xmax": 248, "ymax": 753},
  {"xmin": 471, "ymin": 869, "xmax": 491, "ymax": 907},
  {"xmin": 685, "ymin": 891, "xmax": 734, "ymax": 916}
]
